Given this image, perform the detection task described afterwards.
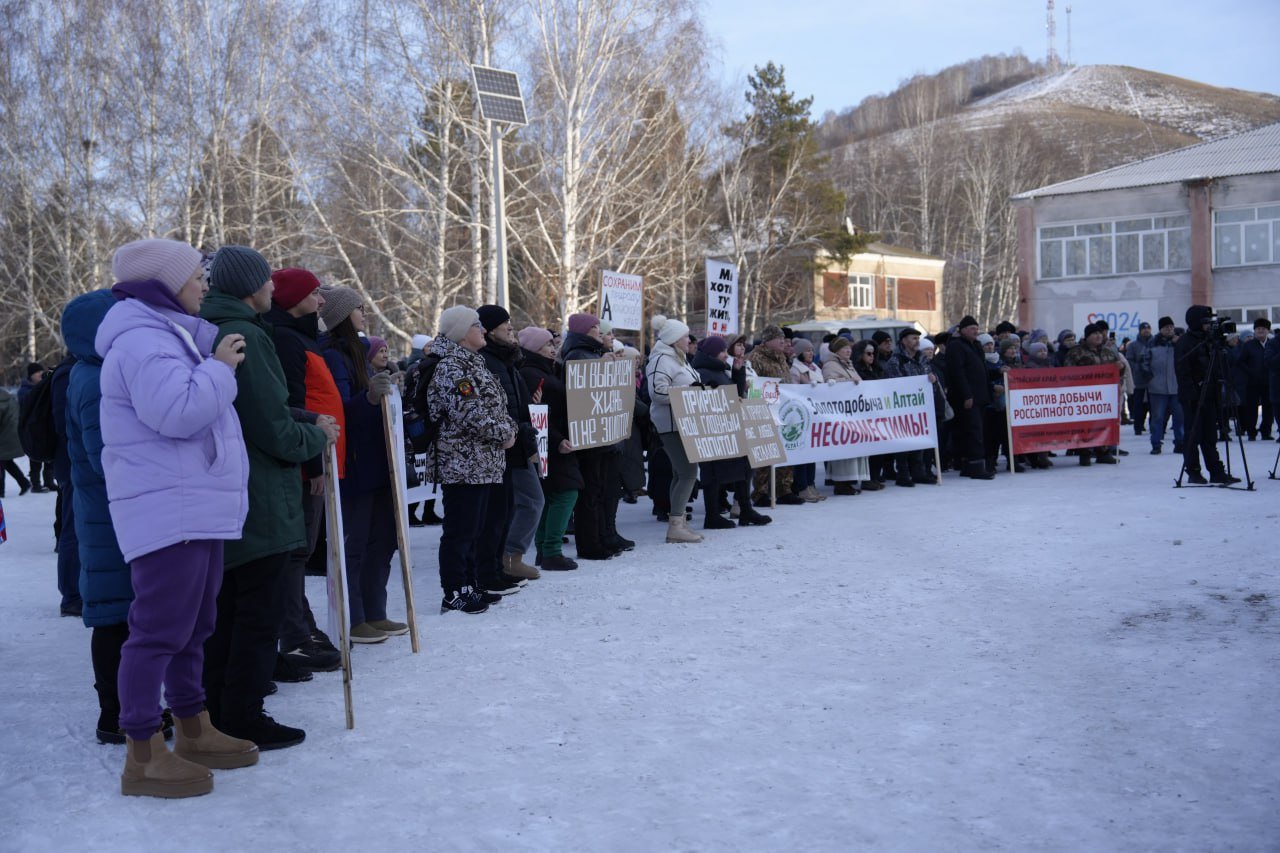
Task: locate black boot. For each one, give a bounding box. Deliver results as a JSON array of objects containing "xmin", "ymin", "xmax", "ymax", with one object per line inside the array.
[{"xmin": 703, "ymin": 489, "xmax": 735, "ymax": 529}]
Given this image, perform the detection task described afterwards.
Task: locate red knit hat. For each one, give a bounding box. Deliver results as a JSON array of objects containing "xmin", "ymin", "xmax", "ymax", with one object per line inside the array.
[{"xmin": 271, "ymin": 268, "xmax": 322, "ymax": 310}]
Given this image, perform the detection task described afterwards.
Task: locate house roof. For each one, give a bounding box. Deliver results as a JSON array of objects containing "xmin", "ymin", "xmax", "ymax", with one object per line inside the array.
[
  {"xmin": 859, "ymin": 241, "xmax": 945, "ymax": 262},
  {"xmin": 1012, "ymin": 121, "xmax": 1280, "ymax": 200}
]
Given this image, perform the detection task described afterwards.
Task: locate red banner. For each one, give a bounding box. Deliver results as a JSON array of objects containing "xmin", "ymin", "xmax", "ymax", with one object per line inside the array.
[{"xmin": 1006, "ymin": 365, "xmax": 1121, "ymax": 454}]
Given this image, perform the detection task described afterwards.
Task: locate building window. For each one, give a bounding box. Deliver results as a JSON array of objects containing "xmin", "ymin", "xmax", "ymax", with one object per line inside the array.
[
  {"xmin": 850, "ymin": 274, "xmax": 873, "ymax": 309},
  {"xmin": 1213, "ymin": 204, "xmax": 1280, "ymax": 268},
  {"xmin": 1037, "ymin": 214, "xmax": 1190, "ymax": 280}
]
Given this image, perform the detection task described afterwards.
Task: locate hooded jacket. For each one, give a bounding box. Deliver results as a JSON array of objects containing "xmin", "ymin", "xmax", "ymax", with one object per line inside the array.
[
  {"xmin": 200, "ymin": 288, "xmax": 327, "ymax": 568},
  {"xmin": 323, "ymin": 336, "xmax": 388, "ymax": 495},
  {"xmin": 63, "ymin": 291, "xmax": 131, "ymax": 626},
  {"xmin": 96, "ymin": 287, "xmax": 249, "ymax": 562},
  {"xmin": 481, "ymin": 336, "xmax": 538, "ymax": 471},
  {"xmin": 1174, "ymin": 305, "xmax": 1220, "ymax": 400},
  {"xmin": 267, "ymin": 305, "xmax": 346, "ymax": 479}
]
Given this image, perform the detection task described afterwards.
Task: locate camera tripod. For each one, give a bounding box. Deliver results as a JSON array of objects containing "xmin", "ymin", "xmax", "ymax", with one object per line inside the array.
[{"xmin": 1173, "ymin": 335, "xmax": 1254, "ymax": 490}]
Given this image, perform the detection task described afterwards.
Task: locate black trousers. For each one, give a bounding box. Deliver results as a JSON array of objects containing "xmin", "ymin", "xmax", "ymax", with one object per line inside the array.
[
  {"xmin": 477, "ymin": 472, "xmax": 515, "ymax": 587},
  {"xmin": 574, "ymin": 450, "xmax": 609, "ymax": 551},
  {"xmin": 0, "ymin": 459, "xmax": 30, "ymax": 495},
  {"xmin": 203, "ymin": 552, "xmax": 289, "ymax": 727},
  {"xmin": 1241, "ymin": 385, "xmax": 1273, "ymax": 437},
  {"xmin": 949, "ymin": 403, "xmax": 984, "ymax": 465},
  {"xmin": 91, "ymin": 622, "xmax": 130, "ymax": 722},
  {"xmin": 1180, "ymin": 395, "xmax": 1224, "ymax": 475},
  {"xmin": 600, "ymin": 449, "xmax": 623, "ymax": 543},
  {"xmin": 647, "ymin": 442, "xmax": 672, "ymax": 515},
  {"xmin": 438, "ymin": 482, "xmax": 505, "ymax": 593}
]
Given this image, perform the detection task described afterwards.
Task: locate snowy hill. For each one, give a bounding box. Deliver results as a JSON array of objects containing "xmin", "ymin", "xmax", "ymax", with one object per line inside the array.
[{"xmin": 970, "ymin": 64, "xmax": 1280, "ymax": 141}]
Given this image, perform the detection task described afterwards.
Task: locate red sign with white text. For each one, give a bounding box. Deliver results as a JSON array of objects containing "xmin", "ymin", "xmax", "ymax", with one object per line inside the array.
[{"xmin": 1006, "ymin": 365, "xmax": 1121, "ymax": 454}]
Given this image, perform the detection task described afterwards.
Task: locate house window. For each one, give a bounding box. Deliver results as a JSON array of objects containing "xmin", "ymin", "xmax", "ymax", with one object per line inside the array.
[
  {"xmin": 1037, "ymin": 214, "xmax": 1192, "ymax": 280},
  {"xmin": 1213, "ymin": 204, "xmax": 1280, "ymax": 268},
  {"xmin": 850, "ymin": 274, "xmax": 873, "ymax": 309}
]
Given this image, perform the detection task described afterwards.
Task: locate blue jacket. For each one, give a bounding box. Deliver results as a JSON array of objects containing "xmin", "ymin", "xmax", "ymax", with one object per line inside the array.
[
  {"xmin": 322, "ymin": 339, "xmax": 390, "ymax": 495},
  {"xmin": 1142, "ymin": 335, "xmax": 1179, "ymax": 396},
  {"xmin": 64, "ymin": 291, "xmax": 132, "ymax": 627}
]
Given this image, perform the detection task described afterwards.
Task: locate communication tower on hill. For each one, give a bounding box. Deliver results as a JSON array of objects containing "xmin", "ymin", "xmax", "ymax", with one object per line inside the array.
[{"xmin": 1046, "ymin": 0, "xmax": 1060, "ymax": 71}]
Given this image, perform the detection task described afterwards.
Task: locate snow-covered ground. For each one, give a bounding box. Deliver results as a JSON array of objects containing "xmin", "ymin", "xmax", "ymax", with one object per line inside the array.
[{"xmin": 2, "ymin": 431, "xmax": 1278, "ymax": 852}]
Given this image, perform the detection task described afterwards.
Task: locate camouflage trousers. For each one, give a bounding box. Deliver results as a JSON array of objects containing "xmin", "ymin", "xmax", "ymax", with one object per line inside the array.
[{"xmin": 752, "ymin": 465, "xmax": 793, "ymax": 502}]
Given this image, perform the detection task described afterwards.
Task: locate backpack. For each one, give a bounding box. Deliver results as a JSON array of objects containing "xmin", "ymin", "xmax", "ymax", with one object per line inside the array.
[
  {"xmin": 18, "ymin": 373, "xmax": 58, "ymax": 463},
  {"xmin": 403, "ymin": 352, "xmax": 444, "ymax": 452}
]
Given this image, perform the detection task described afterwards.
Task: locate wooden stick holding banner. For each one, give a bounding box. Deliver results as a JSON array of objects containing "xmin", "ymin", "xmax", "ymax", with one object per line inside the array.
[
  {"xmin": 323, "ymin": 444, "xmax": 355, "ymax": 729},
  {"xmin": 381, "ymin": 389, "xmax": 421, "ymax": 654},
  {"xmin": 1005, "ymin": 373, "xmax": 1016, "ymax": 474}
]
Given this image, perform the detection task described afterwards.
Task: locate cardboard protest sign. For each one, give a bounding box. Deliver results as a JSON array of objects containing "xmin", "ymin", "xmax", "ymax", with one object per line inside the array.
[
  {"xmin": 385, "ymin": 386, "xmax": 436, "ymax": 502},
  {"xmin": 600, "ymin": 270, "xmax": 643, "ymax": 331},
  {"xmin": 671, "ymin": 386, "xmax": 746, "ymax": 463},
  {"xmin": 564, "ymin": 357, "xmax": 635, "ymax": 449},
  {"xmin": 705, "ymin": 260, "xmax": 739, "ymax": 336},
  {"xmin": 771, "ymin": 376, "xmax": 937, "ymax": 464},
  {"xmin": 322, "ymin": 445, "xmax": 354, "ymax": 728},
  {"xmin": 738, "ymin": 397, "xmax": 787, "ymax": 468},
  {"xmin": 1006, "ymin": 364, "xmax": 1120, "ymax": 454},
  {"xmin": 529, "ymin": 404, "xmax": 549, "ymax": 477}
]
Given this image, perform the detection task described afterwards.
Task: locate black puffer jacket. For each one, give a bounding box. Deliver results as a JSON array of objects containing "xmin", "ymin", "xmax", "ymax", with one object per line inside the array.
[
  {"xmin": 519, "ymin": 349, "xmax": 583, "ymax": 493},
  {"xmin": 481, "ymin": 336, "xmax": 538, "ymax": 471},
  {"xmin": 1175, "ymin": 305, "xmax": 1221, "ymax": 403}
]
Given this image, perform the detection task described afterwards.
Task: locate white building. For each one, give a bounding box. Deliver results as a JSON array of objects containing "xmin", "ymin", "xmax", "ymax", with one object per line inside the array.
[{"xmin": 1012, "ymin": 122, "xmax": 1280, "ymax": 339}]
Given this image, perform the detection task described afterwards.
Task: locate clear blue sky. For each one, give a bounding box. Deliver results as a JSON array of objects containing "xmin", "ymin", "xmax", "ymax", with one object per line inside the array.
[{"xmin": 701, "ymin": 0, "xmax": 1280, "ymax": 118}]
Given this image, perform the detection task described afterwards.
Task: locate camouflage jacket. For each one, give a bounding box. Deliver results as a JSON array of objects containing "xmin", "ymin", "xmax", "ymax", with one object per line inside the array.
[
  {"xmin": 749, "ymin": 345, "xmax": 791, "ymax": 380},
  {"xmin": 425, "ymin": 336, "xmax": 516, "ymax": 485}
]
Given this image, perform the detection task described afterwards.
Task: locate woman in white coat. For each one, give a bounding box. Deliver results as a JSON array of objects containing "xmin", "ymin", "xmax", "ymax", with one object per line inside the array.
[{"xmin": 821, "ymin": 337, "xmax": 871, "ymax": 495}]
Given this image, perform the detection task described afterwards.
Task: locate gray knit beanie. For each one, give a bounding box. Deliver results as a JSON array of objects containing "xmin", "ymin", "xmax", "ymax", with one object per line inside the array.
[
  {"xmin": 438, "ymin": 305, "xmax": 480, "ymax": 343},
  {"xmin": 112, "ymin": 238, "xmax": 204, "ymax": 295},
  {"xmin": 319, "ymin": 285, "xmax": 363, "ymax": 331},
  {"xmin": 209, "ymin": 245, "xmax": 272, "ymax": 299}
]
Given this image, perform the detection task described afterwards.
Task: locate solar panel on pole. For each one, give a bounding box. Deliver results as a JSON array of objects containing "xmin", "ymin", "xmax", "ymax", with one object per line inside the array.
[{"xmin": 472, "ymin": 65, "xmax": 527, "ymax": 127}]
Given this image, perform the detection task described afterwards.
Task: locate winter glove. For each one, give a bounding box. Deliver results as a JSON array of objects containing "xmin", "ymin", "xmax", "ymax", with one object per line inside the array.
[{"xmin": 366, "ymin": 370, "xmax": 394, "ymax": 404}]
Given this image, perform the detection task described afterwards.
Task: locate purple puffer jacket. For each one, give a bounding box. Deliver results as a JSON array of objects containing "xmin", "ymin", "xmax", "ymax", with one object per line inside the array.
[{"xmin": 96, "ymin": 296, "xmax": 249, "ymax": 561}]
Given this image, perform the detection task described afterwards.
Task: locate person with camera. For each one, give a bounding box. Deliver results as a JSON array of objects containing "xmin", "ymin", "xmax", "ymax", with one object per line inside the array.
[{"xmin": 1175, "ymin": 306, "xmax": 1241, "ymax": 485}]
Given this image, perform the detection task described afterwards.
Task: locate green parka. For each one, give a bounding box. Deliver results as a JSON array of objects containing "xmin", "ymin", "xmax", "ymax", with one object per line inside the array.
[{"xmin": 199, "ymin": 289, "xmax": 327, "ymax": 569}]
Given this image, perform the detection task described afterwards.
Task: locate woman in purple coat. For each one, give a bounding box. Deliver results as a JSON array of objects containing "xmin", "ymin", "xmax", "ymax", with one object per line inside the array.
[{"xmin": 96, "ymin": 238, "xmax": 259, "ymax": 798}]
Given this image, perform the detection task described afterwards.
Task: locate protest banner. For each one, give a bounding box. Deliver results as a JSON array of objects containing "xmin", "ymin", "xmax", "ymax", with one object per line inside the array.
[
  {"xmin": 380, "ymin": 390, "xmax": 421, "ymax": 653},
  {"xmin": 600, "ymin": 270, "xmax": 643, "ymax": 331},
  {"xmin": 671, "ymin": 386, "xmax": 745, "ymax": 463},
  {"xmin": 323, "ymin": 444, "xmax": 354, "ymax": 728},
  {"xmin": 705, "ymin": 260, "xmax": 739, "ymax": 336},
  {"xmin": 529, "ymin": 403, "xmax": 549, "ymax": 477},
  {"xmin": 1006, "ymin": 364, "xmax": 1121, "ymax": 455},
  {"xmin": 739, "ymin": 397, "xmax": 787, "ymax": 468},
  {"xmin": 772, "ymin": 376, "xmax": 937, "ymax": 464},
  {"xmin": 564, "ymin": 356, "xmax": 635, "ymax": 449}
]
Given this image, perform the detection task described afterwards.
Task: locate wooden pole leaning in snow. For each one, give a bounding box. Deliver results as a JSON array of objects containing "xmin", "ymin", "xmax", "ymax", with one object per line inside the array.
[
  {"xmin": 1005, "ymin": 373, "xmax": 1016, "ymax": 474},
  {"xmin": 323, "ymin": 444, "xmax": 355, "ymax": 729},
  {"xmin": 381, "ymin": 389, "xmax": 421, "ymax": 654}
]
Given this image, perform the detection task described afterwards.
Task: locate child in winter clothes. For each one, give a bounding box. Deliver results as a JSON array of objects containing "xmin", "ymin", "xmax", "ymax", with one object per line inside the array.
[{"xmin": 97, "ymin": 238, "xmax": 260, "ymax": 798}]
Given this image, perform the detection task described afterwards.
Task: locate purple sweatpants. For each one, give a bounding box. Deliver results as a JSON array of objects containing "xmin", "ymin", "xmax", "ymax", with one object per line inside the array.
[{"xmin": 117, "ymin": 539, "xmax": 223, "ymax": 741}]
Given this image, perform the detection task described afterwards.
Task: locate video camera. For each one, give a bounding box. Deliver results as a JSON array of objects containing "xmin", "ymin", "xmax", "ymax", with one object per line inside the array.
[{"xmin": 1204, "ymin": 314, "xmax": 1235, "ymax": 342}]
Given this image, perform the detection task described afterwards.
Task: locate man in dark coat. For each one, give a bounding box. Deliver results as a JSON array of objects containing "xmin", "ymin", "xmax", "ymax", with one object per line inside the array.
[
  {"xmin": 1237, "ymin": 318, "xmax": 1272, "ymax": 440},
  {"xmin": 199, "ymin": 246, "xmax": 336, "ymax": 749},
  {"xmin": 943, "ymin": 316, "xmax": 993, "ymax": 479},
  {"xmin": 19, "ymin": 362, "xmax": 57, "ymax": 492},
  {"xmin": 1175, "ymin": 305, "xmax": 1239, "ymax": 485},
  {"xmin": 478, "ymin": 304, "xmax": 543, "ymax": 586}
]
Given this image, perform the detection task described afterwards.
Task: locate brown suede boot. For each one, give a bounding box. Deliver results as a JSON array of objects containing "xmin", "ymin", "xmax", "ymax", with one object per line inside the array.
[
  {"xmin": 121, "ymin": 730, "xmax": 213, "ymax": 798},
  {"xmin": 174, "ymin": 710, "xmax": 260, "ymax": 770}
]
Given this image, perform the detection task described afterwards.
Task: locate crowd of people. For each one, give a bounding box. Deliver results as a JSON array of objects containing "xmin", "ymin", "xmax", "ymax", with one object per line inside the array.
[{"xmin": 0, "ymin": 232, "xmax": 1270, "ymax": 799}]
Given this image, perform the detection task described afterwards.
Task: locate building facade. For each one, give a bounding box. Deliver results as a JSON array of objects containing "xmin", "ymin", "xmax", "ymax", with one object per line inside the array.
[
  {"xmin": 1012, "ymin": 122, "xmax": 1280, "ymax": 339},
  {"xmin": 812, "ymin": 242, "xmax": 946, "ymax": 332}
]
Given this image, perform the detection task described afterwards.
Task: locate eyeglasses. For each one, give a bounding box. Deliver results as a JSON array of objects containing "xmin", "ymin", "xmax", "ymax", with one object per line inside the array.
[{"xmin": 471, "ymin": 322, "xmax": 483, "ymax": 328}]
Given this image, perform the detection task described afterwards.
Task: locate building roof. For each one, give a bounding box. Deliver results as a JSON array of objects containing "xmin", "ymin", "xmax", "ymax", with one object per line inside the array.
[
  {"xmin": 1012, "ymin": 121, "xmax": 1280, "ymax": 200},
  {"xmin": 859, "ymin": 241, "xmax": 945, "ymax": 262}
]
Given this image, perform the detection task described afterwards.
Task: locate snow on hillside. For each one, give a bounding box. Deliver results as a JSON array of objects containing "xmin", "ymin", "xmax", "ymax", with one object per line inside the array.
[
  {"xmin": 2, "ymin": 432, "xmax": 1278, "ymax": 851},
  {"xmin": 972, "ymin": 64, "xmax": 1279, "ymax": 140}
]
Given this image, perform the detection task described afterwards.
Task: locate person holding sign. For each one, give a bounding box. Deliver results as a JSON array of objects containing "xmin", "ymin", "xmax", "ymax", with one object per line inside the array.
[
  {"xmin": 646, "ymin": 316, "xmax": 704, "ymax": 544},
  {"xmin": 428, "ymin": 306, "xmax": 518, "ymax": 613},
  {"xmin": 690, "ymin": 336, "xmax": 771, "ymax": 529},
  {"xmin": 518, "ymin": 327, "xmax": 582, "ymax": 571},
  {"xmin": 321, "ymin": 288, "xmax": 405, "ymax": 644}
]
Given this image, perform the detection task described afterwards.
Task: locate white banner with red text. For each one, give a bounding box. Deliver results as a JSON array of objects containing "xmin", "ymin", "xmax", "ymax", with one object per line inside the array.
[{"xmin": 769, "ymin": 376, "xmax": 937, "ymax": 464}]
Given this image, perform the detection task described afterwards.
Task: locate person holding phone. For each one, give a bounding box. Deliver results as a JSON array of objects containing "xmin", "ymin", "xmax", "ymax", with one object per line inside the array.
[{"xmin": 97, "ymin": 238, "xmax": 259, "ymax": 798}]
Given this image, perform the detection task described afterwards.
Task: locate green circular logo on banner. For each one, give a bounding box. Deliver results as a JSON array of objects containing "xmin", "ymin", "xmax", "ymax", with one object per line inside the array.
[{"xmin": 778, "ymin": 400, "xmax": 809, "ymax": 447}]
